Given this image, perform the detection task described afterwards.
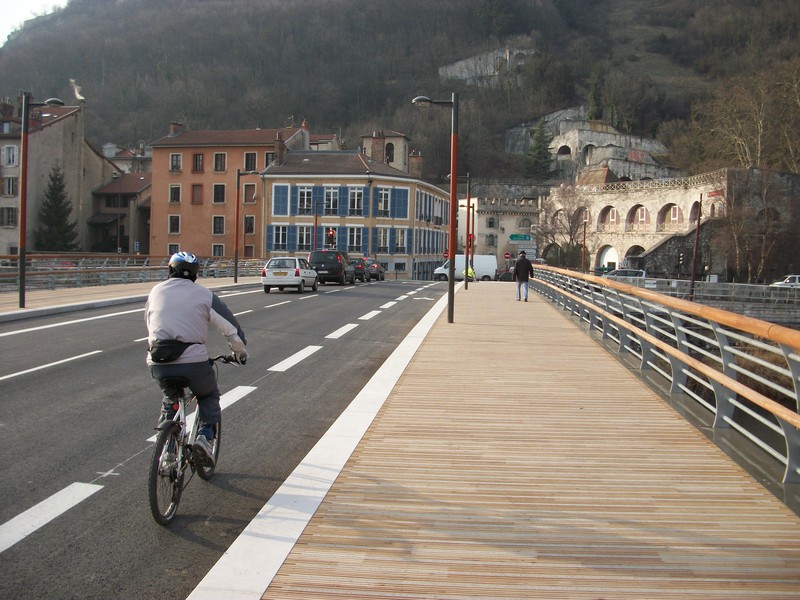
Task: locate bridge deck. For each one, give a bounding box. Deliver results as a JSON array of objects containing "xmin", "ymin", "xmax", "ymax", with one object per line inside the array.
[{"xmin": 263, "ymin": 282, "xmax": 800, "ymax": 599}]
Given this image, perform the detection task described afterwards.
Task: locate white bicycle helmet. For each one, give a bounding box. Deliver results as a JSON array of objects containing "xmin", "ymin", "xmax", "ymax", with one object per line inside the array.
[{"xmin": 168, "ymin": 251, "xmax": 200, "ymax": 280}]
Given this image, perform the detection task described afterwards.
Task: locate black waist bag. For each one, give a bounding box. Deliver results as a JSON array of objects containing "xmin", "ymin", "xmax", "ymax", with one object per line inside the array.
[{"xmin": 149, "ymin": 339, "xmax": 194, "ymax": 363}]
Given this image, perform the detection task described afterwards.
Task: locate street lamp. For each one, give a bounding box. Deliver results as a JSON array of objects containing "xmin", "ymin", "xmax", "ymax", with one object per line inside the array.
[
  {"xmin": 582, "ymin": 209, "xmax": 588, "ymax": 274},
  {"xmin": 18, "ymin": 92, "xmax": 65, "ymax": 308},
  {"xmin": 413, "ymin": 92, "xmax": 458, "ymax": 323},
  {"xmin": 689, "ymin": 193, "xmax": 702, "ymax": 301},
  {"xmin": 111, "ymin": 171, "xmax": 122, "ymax": 253},
  {"xmin": 449, "ymin": 171, "xmax": 472, "ymax": 290},
  {"xmin": 234, "ymin": 169, "xmax": 259, "ymax": 282}
]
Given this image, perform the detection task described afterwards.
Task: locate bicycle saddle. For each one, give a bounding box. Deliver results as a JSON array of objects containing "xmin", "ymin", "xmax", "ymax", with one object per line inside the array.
[{"xmin": 159, "ymin": 376, "xmax": 190, "ymax": 389}]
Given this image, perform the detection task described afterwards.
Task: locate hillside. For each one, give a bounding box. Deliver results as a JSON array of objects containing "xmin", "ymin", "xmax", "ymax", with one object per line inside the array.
[{"xmin": 1, "ymin": 0, "xmax": 798, "ymax": 180}]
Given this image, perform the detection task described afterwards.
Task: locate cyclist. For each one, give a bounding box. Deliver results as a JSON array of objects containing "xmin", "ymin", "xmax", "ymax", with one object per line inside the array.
[{"xmin": 145, "ymin": 251, "xmax": 248, "ymax": 467}]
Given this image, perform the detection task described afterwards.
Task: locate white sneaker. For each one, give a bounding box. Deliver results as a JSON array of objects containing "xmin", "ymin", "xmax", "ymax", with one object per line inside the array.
[{"xmin": 193, "ymin": 435, "xmax": 215, "ymax": 468}]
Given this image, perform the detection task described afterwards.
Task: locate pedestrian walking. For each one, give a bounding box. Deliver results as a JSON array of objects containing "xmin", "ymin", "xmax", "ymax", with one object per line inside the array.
[{"xmin": 513, "ymin": 250, "xmax": 534, "ymax": 302}]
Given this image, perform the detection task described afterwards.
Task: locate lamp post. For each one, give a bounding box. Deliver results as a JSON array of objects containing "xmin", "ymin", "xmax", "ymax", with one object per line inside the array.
[
  {"xmin": 413, "ymin": 92, "xmax": 458, "ymax": 323},
  {"xmin": 235, "ymin": 169, "xmax": 259, "ymax": 283},
  {"xmin": 449, "ymin": 171, "xmax": 472, "ymax": 289},
  {"xmin": 582, "ymin": 209, "xmax": 588, "ymax": 274},
  {"xmin": 689, "ymin": 193, "xmax": 702, "ymax": 301},
  {"xmin": 18, "ymin": 92, "xmax": 64, "ymax": 308},
  {"xmin": 111, "ymin": 171, "xmax": 122, "ymax": 253}
]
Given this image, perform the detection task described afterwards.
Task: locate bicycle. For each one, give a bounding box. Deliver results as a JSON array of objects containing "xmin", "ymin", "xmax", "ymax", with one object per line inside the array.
[{"xmin": 147, "ymin": 354, "xmax": 238, "ymax": 526}]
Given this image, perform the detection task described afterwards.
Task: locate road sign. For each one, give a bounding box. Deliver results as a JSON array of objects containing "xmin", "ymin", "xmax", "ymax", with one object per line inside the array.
[
  {"xmin": 443, "ymin": 251, "xmax": 449, "ymax": 259},
  {"xmin": 504, "ymin": 252, "xmax": 511, "ymax": 259},
  {"xmin": 509, "ymin": 234, "xmax": 531, "ymax": 241}
]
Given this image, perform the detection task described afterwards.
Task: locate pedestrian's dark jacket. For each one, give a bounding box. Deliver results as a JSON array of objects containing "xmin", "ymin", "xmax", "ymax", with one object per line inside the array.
[{"xmin": 513, "ymin": 256, "xmax": 534, "ymax": 282}]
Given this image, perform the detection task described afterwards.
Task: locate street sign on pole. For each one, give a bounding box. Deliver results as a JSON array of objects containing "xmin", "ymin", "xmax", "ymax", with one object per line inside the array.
[
  {"xmin": 443, "ymin": 251, "xmax": 449, "ymax": 259},
  {"xmin": 504, "ymin": 252, "xmax": 511, "ymax": 259}
]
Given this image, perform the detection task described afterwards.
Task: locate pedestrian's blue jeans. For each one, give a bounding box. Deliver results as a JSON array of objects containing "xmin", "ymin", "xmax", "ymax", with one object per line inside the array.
[{"xmin": 516, "ymin": 280, "xmax": 528, "ymax": 300}]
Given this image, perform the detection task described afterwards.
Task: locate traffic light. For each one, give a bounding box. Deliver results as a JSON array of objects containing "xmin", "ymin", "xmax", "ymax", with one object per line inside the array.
[
  {"xmin": 327, "ymin": 228, "xmax": 336, "ymax": 246},
  {"xmin": 679, "ymin": 252, "xmax": 684, "ymax": 266}
]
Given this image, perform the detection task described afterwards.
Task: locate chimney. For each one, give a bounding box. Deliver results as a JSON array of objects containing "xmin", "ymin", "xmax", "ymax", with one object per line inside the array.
[
  {"xmin": 275, "ymin": 131, "xmax": 285, "ymax": 166},
  {"xmin": 169, "ymin": 121, "xmax": 184, "ymax": 136},
  {"xmin": 369, "ymin": 130, "xmax": 385, "ymax": 164},
  {"xmin": 409, "ymin": 150, "xmax": 424, "ymax": 180}
]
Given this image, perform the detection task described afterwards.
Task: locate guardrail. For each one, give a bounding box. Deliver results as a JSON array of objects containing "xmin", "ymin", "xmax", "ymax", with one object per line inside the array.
[
  {"xmin": 530, "ymin": 267, "xmax": 800, "ymax": 483},
  {"xmin": 0, "ymin": 254, "xmax": 265, "ymax": 293}
]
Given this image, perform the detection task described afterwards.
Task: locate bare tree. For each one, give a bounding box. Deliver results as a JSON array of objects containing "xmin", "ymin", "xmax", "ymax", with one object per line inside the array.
[{"xmin": 538, "ymin": 185, "xmax": 595, "ymax": 267}]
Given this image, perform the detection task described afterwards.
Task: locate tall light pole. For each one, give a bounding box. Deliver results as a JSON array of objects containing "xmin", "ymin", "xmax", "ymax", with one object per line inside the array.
[
  {"xmin": 234, "ymin": 169, "xmax": 259, "ymax": 282},
  {"xmin": 413, "ymin": 92, "xmax": 458, "ymax": 323},
  {"xmin": 689, "ymin": 193, "xmax": 702, "ymax": 301},
  {"xmin": 582, "ymin": 209, "xmax": 588, "ymax": 274},
  {"xmin": 111, "ymin": 171, "xmax": 122, "ymax": 253},
  {"xmin": 18, "ymin": 92, "xmax": 64, "ymax": 308}
]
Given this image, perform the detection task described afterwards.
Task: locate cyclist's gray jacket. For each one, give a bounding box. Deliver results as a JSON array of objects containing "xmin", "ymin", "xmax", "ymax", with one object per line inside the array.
[{"xmin": 145, "ymin": 278, "xmax": 246, "ymax": 366}]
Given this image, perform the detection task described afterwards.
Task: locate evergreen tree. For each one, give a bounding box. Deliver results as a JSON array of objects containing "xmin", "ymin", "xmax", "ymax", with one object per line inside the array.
[
  {"xmin": 524, "ymin": 120, "xmax": 553, "ymax": 179},
  {"xmin": 34, "ymin": 166, "xmax": 79, "ymax": 251}
]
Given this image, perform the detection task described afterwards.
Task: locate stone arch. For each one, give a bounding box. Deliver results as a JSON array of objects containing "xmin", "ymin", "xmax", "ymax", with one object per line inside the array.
[
  {"xmin": 626, "ymin": 204, "xmax": 650, "ymax": 232},
  {"xmin": 385, "ymin": 143, "xmax": 395, "ymax": 163},
  {"xmin": 689, "ymin": 200, "xmax": 702, "ymax": 223},
  {"xmin": 518, "ymin": 217, "xmax": 532, "ymax": 229},
  {"xmin": 582, "ymin": 144, "xmax": 596, "ymax": 166},
  {"xmin": 557, "ymin": 145, "xmax": 571, "ymax": 156},
  {"xmin": 597, "ymin": 244, "xmax": 620, "ymax": 270},
  {"xmin": 598, "ymin": 205, "xmax": 618, "ymax": 231},
  {"xmin": 542, "ymin": 242, "xmax": 562, "ymax": 266},
  {"xmin": 656, "ymin": 203, "xmax": 683, "ymax": 232}
]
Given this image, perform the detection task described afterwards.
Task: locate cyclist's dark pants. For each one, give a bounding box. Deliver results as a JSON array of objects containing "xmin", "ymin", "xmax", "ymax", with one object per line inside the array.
[{"xmin": 150, "ymin": 360, "xmax": 221, "ymax": 431}]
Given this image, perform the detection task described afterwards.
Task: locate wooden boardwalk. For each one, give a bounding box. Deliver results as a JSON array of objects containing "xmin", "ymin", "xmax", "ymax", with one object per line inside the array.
[{"xmin": 263, "ymin": 282, "xmax": 800, "ymax": 599}]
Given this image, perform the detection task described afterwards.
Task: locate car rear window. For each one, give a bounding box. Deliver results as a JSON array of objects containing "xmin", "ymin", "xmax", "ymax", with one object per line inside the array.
[
  {"xmin": 309, "ymin": 252, "xmax": 339, "ymax": 264},
  {"xmin": 268, "ymin": 259, "xmax": 294, "ymax": 268}
]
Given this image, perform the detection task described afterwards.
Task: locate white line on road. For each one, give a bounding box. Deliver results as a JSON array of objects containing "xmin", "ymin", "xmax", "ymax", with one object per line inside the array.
[
  {"xmin": 298, "ymin": 294, "xmax": 319, "ymax": 300},
  {"xmin": 326, "ymin": 324, "xmax": 358, "ymax": 339},
  {"xmin": 395, "ymin": 295, "xmax": 408, "ymax": 301},
  {"xmin": 0, "ymin": 308, "xmax": 143, "ymax": 338},
  {"xmin": 0, "ymin": 351, "xmax": 103, "ymax": 382},
  {"xmin": 268, "ymin": 345, "xmax": 322, "ymax": 372},
  {"xmin": 0, "ymin": 482, "xmax": 103, "ymax": 554},
  {"xmin": 233, "ymin": 310, "xmax": 253, "ymax": 317},
  {"xmin": 359, "ymin": 310, "xmax": 381, "ymax": 321},
  {"xmin": 219, "ymin": 290, "xmax": 263, "ymax": 298},
  {"xmin": 380, "ymin": 301, "xmax": 397, "ymax": 309},
  {"xmin": 146, "ymin": 385, "xmax": 257, "ymax": 443},
  {"xmin": 265, "ymin": 301, "xmax": 291, "ymax": 308}
]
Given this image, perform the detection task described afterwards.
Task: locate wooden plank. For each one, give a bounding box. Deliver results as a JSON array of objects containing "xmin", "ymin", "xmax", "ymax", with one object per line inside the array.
[{"xmin": 263, "ymin": 283, "xmax": 800, "ymax": 598}]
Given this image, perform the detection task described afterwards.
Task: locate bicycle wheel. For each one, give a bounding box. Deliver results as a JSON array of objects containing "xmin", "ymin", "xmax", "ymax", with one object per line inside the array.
[
  {"xmin": 196, "ymin": 421, "xmax": 221, "ymax": 481},
  {"xmin": 148, "ymin": 427, "xmax": 184, "ymax": 525}
]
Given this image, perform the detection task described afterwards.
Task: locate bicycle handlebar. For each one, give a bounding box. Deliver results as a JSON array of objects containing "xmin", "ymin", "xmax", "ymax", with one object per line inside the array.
[{"xmin": 210, "ymin": 354, "xmax": 241, "ymax": 365}]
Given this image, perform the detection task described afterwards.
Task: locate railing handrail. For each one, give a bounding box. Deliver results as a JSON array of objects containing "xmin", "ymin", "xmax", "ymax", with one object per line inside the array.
[{"xmin": 531, "ymin": 266, "xmax": 800, "ymax": 484}]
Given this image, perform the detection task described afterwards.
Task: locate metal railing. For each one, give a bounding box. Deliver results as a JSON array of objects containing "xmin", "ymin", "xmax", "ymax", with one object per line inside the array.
[
  {"xmin": 530, "ymin": 267, "xmax": 800, "ymax": 483},
  {"xmin": 0, "ymin": 254, "xmax": 265, "ymax": 293}
]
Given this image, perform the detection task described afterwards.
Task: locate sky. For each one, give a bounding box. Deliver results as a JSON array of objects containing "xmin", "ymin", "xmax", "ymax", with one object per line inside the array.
[{"xmin": 1, "ymin": 1, "xmax": 70, "ymax": 46}]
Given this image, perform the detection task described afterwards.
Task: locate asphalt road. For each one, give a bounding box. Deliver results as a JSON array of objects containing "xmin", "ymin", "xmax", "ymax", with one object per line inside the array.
[{"xmin": 0, "ymin": 279, "xmax": 446, "ymax": 600}]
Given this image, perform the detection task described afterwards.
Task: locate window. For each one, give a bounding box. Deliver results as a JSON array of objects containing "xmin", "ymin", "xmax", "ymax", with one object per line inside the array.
[
  {"xmin": 265, "ymin": 152, "xmax": 274, "ymax": 165},
  {"xmin": 213, "ymin": 153, "xmax": 226, "ymax": 172},
  {"xmin": 244, "ymin": 245, "xmax": 254, "ymax": 258},
  {"xmin": 324, "ymin": 187, "xmax": 339, "ymax": 215},
  {"xmin": 169, "ymin": 185, "xmax": 181, "ymax": 203},
  {"xmin": 487, "ymin": 217, "xmax": 496, "ymax": 228},
  {"xmin": 213, "ymin": 183, "xmax": 226, "ymax": 204},
  {"xmin": 273, "ymin": 185, "xmax": 289, "ymax": 216},
  {"xmin": 243, "ymin": 183, "xmax": 257, "ymax": 204},
  {"xmin": 212, "ymin": 216, "xmax": 225, "ymax": 235},
  {"xmin": 170, "ymin": 153, "xmax": 182, "ymax": 172},
  {"xmin": 298, "ymin": 186, "xmax": 313, "ymax": 215},
  {"xmin": 3, "ymin": 177, "xmax": 18, "ymax": 196},
  {"xmin": 244, "ymin": 152, "xmax": 256, "ymax": 171},
  {"xmin": 671, "ymin": 205, "xmax": 680, "ymax": 223},
  {"xmin": 168, "ymin": 243, "xmax": 179, "ymax": 255},
  {"xmin": 1, "ymin": 207, "xmax": 17, "ymax": 227},
  {"xmin": 349, "ymin": 187, "xmax": 363, "ymax": 215},
  {"xmin": 192, "ymin": 153, "xmax": 204, "ymax": 173},
  {"xmin": 212, "ymin": 244, "xmax": 224, "ymax": 257},
  {"xmin": 377, "ymin": 228, "xmax": 389, "ymax": 253},
  {"xmin": 298, "ymin": 225, "xmax": 312, "ymax": 251},
  {"xmin": 191, "ymin": 184, "xmax": 203, "ymax": 205},
  {"xmin": 274, "ymin": 225, "xmax": 288, "ymax": 250},
  {"xmin": 1, "ymin": 146, "xmax": 18, "ymax": 166},
  {"xmin": 168, "ymin": 215, "xmax": 180, "ymax": 234},
  {"xmin": 348, "ymin": 227, "xmax": 362, "ymax": 252},
  {"xmin": 386, "ymin": 143, "xmax": 395, "ymax": 163},
  {"xmin": 395, "ymin": 261, "xmax": 406, "ymax": 272},
  {"xmin": 486, "ymin": 234, "xmax": 496, "ymax": 247},
  {"xmin": 395, "ymin": 228, "xmax": 406, "ymax": 253},
  {"xmin": 378, "ymin": 188, "xmax": 390, "ymax": 217},
  {"xmin": 244, "ymin": 215, "xmax": 255, "ymax": 235}
]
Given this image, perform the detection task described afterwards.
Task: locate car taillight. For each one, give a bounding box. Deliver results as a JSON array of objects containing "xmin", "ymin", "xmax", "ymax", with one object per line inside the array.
[
  {"xmin": 295, "ymin": 268, "xmax": 300, "ymax": 276},
  {"xmin": 261, "ymin": 268, "xmax": 266, "ymax": 276}
]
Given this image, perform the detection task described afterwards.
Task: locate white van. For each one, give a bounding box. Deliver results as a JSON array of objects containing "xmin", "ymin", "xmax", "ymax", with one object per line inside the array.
[{"xmin": 433, "ymin": 254, "xmax": 498, "ymax": 281}]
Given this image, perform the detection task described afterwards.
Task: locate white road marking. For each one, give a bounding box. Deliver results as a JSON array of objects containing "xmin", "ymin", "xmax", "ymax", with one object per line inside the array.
[
  {"xmin": 395, "ymin": 295, "xmax": 408, "ymax": 301},
  {"xmin": 134, "ymin": 336, "xmax": 148, "ymax": 342},
  {"xmin": 0, "ymin": 308, "xmax": 143, "ymax": 338},
  {"xmin": 380, "ymin": 301, "xmax": 397, "ymax": 309},
  {"xmin": 146, "ymin": 386, "xmax": 257, "ymax": 443},
  {"xmin": 359, "ymin": 310, "xmax": 381, "ymax": 321},
  {"xmin": 233, "ymin": 310, "xmax": 253, "ymax": 317},
  {"xmin": 298, "ymin": 294, "xmax": 319, "ymax": 300},
  {"xmin": 265, "ymin": 301, "xmax": 291, "ymax": 308},
  {"xmin": 0, "ymin": 483, "xmax": 103, "ymax": 554},
  {"xmin": 187, "ymin": 284, "xmax": 450, "ymax": 600},
  {"xmin": 326, "ymin": 324, "xmax": 358, "ymax": 339},
  {"xmin": 219, "ymin": 290, "xmax": 263, "ymax": 298},
  {"xmin": 0, "ymin": 351, "xmax": 103, "ymax": 382},
  {"xmin": 268, "ymin": 345, "xmax": 322, "ymax": 372}
]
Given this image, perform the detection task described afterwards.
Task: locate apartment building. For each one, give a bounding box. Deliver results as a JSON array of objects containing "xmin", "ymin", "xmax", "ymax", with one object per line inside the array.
[
  {"xmin": 149, "ymin": 123, "xmax": 310, "ymax": 258},
  {"xmin": 261, "ymin": 148, "xmax": 451, "ymax": 280}
]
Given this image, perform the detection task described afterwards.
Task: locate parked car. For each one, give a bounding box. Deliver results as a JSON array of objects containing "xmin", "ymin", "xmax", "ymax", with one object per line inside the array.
[
  {"xmin": 770, "ymin": 274, "xmax": 800, "ymax": 288},
  {"xmin": 605, "ymin": 269, "xmax": 646, "ymax": 279},
  {"xmin": 260, "ymin": 256, "xmax": 318, "ymax": 293},
  {"xmin": 307, "ymin": 249, "xmax": 356, "ymax": 285},
  {"xmin": 366, "ymin": 260, "xmax": 386, "ymax": 281},
  {"xmin": 350, "ymin": 257, "xmax": 368, "ymax": 282}
]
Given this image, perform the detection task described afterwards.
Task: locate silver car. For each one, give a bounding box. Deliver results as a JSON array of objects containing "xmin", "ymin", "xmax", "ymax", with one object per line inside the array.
[
  {"xmin": 770, "ymin": 274, "xmax": 800, "ymax": 288},
  {"xmin": 260, "ymin": 257, "xmax": 318, "ymax": 293}
]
